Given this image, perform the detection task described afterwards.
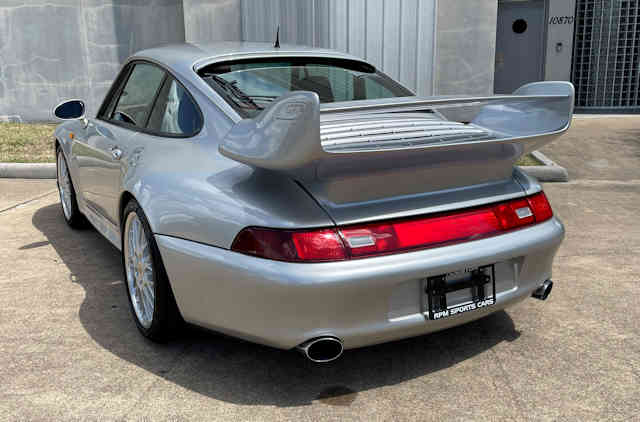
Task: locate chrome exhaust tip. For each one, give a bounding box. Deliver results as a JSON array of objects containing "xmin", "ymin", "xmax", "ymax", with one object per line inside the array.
[
  {"xmin": 296, "ymin": 337, "xmax": 344, "ymax": 363},
  {"xmin": 532, "ymin": 279, "xmax": 553, "ymax": 301}
]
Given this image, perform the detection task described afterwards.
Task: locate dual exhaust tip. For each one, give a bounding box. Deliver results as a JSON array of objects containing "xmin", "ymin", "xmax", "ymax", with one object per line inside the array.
[
  {"xmin": 296, "ymin": 336, "xmax": 344, "ymax": 363},
  {"xmin": 298, "ymin": 281, "xmax": 553, "ymax": 362}
]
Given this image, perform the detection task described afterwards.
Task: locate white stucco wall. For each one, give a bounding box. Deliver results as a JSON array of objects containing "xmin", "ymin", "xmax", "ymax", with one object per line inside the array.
[{"xmin": 434, "ymin": 0, "xmax": 499, "ymax": 95}]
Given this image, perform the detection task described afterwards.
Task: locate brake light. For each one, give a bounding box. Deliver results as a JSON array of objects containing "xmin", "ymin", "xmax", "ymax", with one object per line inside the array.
[{"xmin": 231, "ymin": 192, "xmax": 553, "ymax": 262}]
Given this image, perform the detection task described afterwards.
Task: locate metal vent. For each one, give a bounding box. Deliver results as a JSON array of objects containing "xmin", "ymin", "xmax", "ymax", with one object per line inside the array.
[
  {"xmin": 321, "ymin": 117, "xmax": 493, "ymax": 152},
  {"xmin": 571, "ymin": 0, "xmax": 640, "ymax": 111}
]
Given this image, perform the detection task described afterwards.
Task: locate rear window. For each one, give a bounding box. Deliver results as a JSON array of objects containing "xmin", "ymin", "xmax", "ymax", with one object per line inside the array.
[{"xmin": 199, "ymin": 58, "xmax": 413, "ymax": 117}]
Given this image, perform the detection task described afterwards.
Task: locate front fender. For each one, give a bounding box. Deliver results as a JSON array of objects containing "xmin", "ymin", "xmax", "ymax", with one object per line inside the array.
[
  {"xmin": 54, "ymin": 121, "xmax": 85, "ymax": 191},
  {"xmin": 54, "ymin": 121, "xmax": 77, "ymax": 155}
]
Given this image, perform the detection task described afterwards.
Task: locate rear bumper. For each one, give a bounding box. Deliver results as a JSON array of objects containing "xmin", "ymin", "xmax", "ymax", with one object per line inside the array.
[{"xmin": 156, "ymin": 217, "xmax": 564, "ymax": 350}]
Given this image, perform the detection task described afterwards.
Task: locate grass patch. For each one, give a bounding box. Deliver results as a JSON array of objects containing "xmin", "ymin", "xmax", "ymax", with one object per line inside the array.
[
  {"xmin": 0, "ymin": 123, "xmax": 57, "ymax": 163},
  {"xmin": 516, "ymin": 154, "xmax": 542, "ymax": 166}
]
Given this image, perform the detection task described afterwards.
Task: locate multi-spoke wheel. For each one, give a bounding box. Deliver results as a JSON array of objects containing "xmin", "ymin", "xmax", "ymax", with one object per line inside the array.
[
  {"xmin": 124, "ymin": 212, "xmax": 155, "ymax": 329},
  {"xmin": 121, "ymin": 200, "xmax": 181, "ymax": 341},
  {"xmin": 56, "ymin": 148, "xmax": 86, "ymax": 228}
]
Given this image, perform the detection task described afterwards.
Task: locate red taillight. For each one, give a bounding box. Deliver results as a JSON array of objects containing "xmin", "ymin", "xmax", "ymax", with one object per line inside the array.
[
  {"xmin": 527, "ymin": 192, "xmax": 553, "ymax": 223},
  {"xmin": 291, "ymin": 230, "xmax": 347, "ymax": 261},
  {"xmin": 232, "ymin": 192, "xmax": 553, "ymax": 262},
  {"xmin": 231, "ymin": 227, "xmax": 347, "ymax": 262}
]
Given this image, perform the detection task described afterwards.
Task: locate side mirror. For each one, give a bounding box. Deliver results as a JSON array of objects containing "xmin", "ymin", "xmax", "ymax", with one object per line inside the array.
[{"xmin": 53, "ymin": 99, "xmax": 85, "ymax": 120}]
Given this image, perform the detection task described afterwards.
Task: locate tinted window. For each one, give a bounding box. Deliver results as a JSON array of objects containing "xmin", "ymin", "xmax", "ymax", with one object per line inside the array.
[
  {"xmin": 201, "ymin": 58, "xmax": 413, "ymax": 118},
  {"xmin": 146, "ymin": 77, "xmax": 202, "ymax": 136},
  {"xmin": 111, "ymin": 63, "xmax": 165, "ymax": 128}
]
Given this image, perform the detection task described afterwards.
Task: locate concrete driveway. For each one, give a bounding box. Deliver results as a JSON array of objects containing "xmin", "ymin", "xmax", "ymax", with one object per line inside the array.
[{"xmin": 1, "ymin": 117, "xmax": 639, "ymax": 421}]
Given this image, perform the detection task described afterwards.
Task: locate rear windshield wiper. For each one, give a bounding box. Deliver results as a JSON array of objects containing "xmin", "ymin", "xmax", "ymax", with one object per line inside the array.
[{"xmin": 205, "ymin": 74, "xmax": 264, "ymax": 111}]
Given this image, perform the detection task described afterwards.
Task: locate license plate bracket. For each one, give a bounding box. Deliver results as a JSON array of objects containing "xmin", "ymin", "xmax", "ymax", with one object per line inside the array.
[{"xmin": 423, "ymin": 264, "xmax": 496, "ymax": 320}]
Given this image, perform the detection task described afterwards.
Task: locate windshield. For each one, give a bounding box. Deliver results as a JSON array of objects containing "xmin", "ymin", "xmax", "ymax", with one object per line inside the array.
[{"xmin": 200, "ymin": 58, "xmax": 413, "ymax": 117}]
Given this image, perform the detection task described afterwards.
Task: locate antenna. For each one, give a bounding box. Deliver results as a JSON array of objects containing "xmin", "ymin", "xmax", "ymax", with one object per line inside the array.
[{"xmin": 274, "ymin": 25, "xmax": 280, "ymax": 48}]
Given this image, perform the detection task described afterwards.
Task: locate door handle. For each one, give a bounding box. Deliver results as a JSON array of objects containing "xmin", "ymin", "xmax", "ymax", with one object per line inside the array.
[{"xmin": 110, "ymin": 146, "xmax": 123, "ymax": 160}]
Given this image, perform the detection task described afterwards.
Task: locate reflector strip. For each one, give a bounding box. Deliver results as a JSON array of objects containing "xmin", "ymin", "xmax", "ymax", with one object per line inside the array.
[{"xmin": 231, "ymin": 192, "xmax": 554, "ymax": 262}]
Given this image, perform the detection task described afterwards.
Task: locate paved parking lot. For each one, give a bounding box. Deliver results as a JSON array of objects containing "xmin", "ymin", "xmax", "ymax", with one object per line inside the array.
[{"xmin": 1, "ymin": 117, "xmax": 639, "ymax": 421}]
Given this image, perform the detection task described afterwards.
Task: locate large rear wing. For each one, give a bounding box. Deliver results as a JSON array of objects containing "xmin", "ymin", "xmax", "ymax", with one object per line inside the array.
[{"xmin": 219, "ymin": 81, "xmax": 574, "ymax": 181}]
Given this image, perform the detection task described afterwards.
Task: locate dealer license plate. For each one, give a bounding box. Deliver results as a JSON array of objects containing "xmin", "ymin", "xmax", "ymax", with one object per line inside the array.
[{"xmin": 423, "ymin": 264, "xmax": 496, "ymax": 320}]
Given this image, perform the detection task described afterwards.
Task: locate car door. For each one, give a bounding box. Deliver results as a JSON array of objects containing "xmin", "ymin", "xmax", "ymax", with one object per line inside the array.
[{"xmin": 74, "ymin": 62, "xmax": 166, "ymax": 226}]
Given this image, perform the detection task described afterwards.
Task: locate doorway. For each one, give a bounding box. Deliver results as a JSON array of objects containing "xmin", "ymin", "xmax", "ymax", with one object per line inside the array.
[{"xmin": 494, "ymin": 0, "xmax": 546, "ymax": 94}]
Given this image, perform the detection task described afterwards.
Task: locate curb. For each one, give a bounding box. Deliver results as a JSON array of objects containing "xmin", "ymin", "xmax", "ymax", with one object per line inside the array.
[
  {"xmin": 517, "ymin": 150, "xmax": 569, "ymax": 183},
  {"xmin": 0, "ymin": 163, "xmax": 56, "ymax": 179},
  {"xmin": 0, "ymin": 151, "xmax": 569, "ymax": 182}
]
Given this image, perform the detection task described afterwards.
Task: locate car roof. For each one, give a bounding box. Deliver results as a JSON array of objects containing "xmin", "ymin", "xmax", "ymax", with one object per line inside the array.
[{"xmin": 131, "ymin": 42, "xmax": 368, "ymax": 80}]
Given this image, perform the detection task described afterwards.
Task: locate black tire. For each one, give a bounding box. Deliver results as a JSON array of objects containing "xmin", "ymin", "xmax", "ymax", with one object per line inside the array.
[
  {"xmin": 56, "ymin": 147, "xmax": 87, "ymax": 229},
  {"xmin": 121, "ymin": 199, "xmax": 182, "ymax": 342}
]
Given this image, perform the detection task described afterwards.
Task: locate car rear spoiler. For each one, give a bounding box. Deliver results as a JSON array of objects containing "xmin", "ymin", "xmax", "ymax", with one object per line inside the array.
[{"xmin": 219, "ymin": 81, "xmax": 574, "ymax": 181}]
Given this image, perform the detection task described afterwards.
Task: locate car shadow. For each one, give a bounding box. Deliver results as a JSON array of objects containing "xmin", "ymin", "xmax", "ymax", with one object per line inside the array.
[{"xmin": 32, "ymin": 202, "xmax": 521, "ymax": 407}]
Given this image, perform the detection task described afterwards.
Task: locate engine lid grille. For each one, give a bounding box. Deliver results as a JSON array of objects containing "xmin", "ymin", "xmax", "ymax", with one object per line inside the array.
[{"xmin": 321, "ymin": 115, "xmax": 494, "ymax": 152}]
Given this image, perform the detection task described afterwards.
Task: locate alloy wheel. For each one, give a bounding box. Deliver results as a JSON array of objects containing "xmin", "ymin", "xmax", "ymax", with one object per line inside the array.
[
  {"xmin": 57, "ymin": 151, "xmax": 73, "ymax": 220},
  {"xmin": 124, "ymin": 212, "xmax": 155, "ymax": 328}
]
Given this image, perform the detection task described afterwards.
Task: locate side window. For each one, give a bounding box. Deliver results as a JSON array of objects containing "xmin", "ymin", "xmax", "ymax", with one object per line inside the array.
[
  {"xmin": 110, "ymin": 63, "xmax": 166, "ymax": 128},
  {"xmin": 98, "ymin": 64, "xmax": 134, "ymax": 120},
  {"xmin": 146, "ymin": 77, "xmax": 202, "ymax": 136}
]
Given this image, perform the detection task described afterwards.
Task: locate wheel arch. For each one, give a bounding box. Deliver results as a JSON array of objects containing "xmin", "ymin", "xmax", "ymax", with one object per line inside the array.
[
  {"xmin": 118, "ymin": 189, "xmax": 162, "ymax": 240},
  {"xmin": 118, "ymin": 175, "xmax": 173, "ymax": 240},
  {"xmin": 119, "ymin": 191, "xmax": 136, "ymax": 231}
]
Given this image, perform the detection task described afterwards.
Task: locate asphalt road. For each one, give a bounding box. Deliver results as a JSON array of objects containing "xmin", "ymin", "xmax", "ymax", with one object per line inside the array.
[{"xmin": 1, "ymin": 117, "xmax": 639, "ymax": 421}]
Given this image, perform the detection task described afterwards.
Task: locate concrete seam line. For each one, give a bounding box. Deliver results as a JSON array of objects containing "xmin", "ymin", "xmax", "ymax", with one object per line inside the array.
[
  {"xmin": 0, "ymin": 190, "xmax": 58, "ymax": 214},
  {"xmin": 0, "ymin": 163, "xmax": 56, "ymax": 179}
]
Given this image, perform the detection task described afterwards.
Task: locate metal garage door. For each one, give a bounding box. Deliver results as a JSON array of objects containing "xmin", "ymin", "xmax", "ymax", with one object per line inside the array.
[{"xmin": 571, "ymin": 0, "xmax": 640, "ymax": 111}]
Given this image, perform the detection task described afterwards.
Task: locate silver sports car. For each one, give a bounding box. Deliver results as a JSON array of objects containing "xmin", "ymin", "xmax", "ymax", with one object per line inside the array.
[{"xmin": 53, "ymin": 42, "xmax": 571, "ymax": 362}]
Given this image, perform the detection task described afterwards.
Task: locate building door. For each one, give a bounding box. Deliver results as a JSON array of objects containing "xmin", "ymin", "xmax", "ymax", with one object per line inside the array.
[{"xmin": 494, "ymin": 0, "xmax": 546, "ymax": 94}]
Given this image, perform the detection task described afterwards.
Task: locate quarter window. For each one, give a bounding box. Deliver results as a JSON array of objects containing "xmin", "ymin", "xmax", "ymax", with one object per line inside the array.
[
  {"xmin": 146, "ymin": 77, "xmax": 202, "ymax": 136},
  {"xmin": 110, "ymin": 63, "xmax": 166, "ymax": 128}
]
